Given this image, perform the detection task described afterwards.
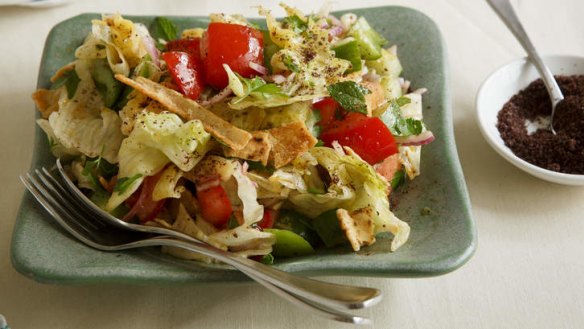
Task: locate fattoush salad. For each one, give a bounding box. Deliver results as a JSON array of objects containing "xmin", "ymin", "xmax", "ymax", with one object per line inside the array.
[{"xmin": 32, "ymin": 4, "xmax": 434, "ymax": 263}]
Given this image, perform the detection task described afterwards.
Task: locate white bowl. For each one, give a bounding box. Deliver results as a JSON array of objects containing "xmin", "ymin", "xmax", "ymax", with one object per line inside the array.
[{"xmin": 476, "ymin": 55, "xmax": 584, "ymax": 185}]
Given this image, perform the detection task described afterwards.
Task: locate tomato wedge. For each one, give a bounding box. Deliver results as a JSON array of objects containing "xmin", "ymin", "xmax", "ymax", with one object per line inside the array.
[
  {"xmin": 197, "ymin": 184, "xmax": 233, "ymax": 228},
  {"xmin": 320, "ymin": 112, "xmax": 398, "ymax": 165},
  {"xmin": 162, "ymin": 51, "xmax": 205, "ymax": 100},
  {"xmin": 258, "ymin": 208, "xmax": 277, "ymax": 229},
  {"xmin": 201, "ymin": 22, "xmax": 264, "ymax": 89},
  {"xmin": 166, "ymin": 38, "xmax": 203, "ymax": 62},
  {"xmin": 312, "ymin": 97, "xmax": 340, "ymax": 129},
  {"xmin": 123, "ymin": 171, "xmax": 166, "ymax": 224}
]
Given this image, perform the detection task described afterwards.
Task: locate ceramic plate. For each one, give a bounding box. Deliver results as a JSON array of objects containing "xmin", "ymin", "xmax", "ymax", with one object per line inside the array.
[{"xmin": 11, "ymin": 7, "xmax": 476, "ymax": 284}]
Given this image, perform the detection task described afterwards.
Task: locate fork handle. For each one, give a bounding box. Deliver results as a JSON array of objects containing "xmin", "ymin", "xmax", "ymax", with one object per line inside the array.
[{"xmin": 141, "ymin": 236, "xmax": 381, "ymax": 311}]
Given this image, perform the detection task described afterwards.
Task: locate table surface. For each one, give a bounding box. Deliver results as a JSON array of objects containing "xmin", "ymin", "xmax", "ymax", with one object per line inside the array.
[{"xmin": 1, "ymin": 0, "xmax": 583, "ymax": 328}]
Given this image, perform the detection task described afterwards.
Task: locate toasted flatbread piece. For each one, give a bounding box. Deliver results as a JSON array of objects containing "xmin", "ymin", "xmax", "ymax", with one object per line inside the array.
[
  {"xmin": 362, "ymin": 80, "xmax": 385, "ymax": 116},
  {"xmin": 115, "ymin": 75, "xmax": 252, "ymax": 150},
  {"xmin": 223, "ymin": 130, "xmax": 273, "ymax": 166},
  {"xmin": 337, "ymin": 208, "xmax": 376, "ymax": 252},
  {"xmin": 32, "ymin": 88, "xmax": 61, "ymax": 119},
  {"xmin": 268, "ymin": 121, "xmax": 317, "ymax": 168}
]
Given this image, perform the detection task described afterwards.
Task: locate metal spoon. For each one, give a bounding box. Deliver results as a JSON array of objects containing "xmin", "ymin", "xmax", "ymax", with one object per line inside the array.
[{"xmin": 486, "ymin": 0, "xmax": 564, "ymax": 134}]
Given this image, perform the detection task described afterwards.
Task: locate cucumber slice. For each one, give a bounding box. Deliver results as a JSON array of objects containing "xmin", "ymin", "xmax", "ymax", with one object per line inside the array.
[
  {"xmin": 90, "ymin": 59, "xmax": 123, "ymax": 108},
  {"xmin": 349, "ymin": 17, "xmax": 388, "ymax": 60},
  {"xmin": 264, "ymin": 229, "xmax": 315, "ymax": 257},
  {"xmin": 332, "ymin": 38, "xmax": 362, "ymax": 73}
]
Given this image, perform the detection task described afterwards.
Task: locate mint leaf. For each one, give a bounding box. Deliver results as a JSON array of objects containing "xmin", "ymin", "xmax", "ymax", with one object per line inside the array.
[
  {"xmin": 381, "ymin": 97, "xmax": 425, "ymax": 136},
  {"xmin": 327, "ymin": 81, "xmax": 371, "ymax": 114},
  {"xmin": 51, "ymin": 68, "xmax": 80, "ymax": 99},
  {"xmin": 114, "ymin": 174, "xmax": 143, "ymax": 193},
  {"xmin": 150, "ymin": 17, "xmax": 178, "ymax": 49}
]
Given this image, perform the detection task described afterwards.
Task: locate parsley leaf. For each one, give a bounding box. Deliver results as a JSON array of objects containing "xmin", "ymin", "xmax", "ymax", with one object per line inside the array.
[
  {"xmin": 114, "ymin": 174, "xmax": 143, "ymax": 193},
  {"xmin": 327, "ymin": 81, "xmax": 371, "ymax": 114},
  {"xmin": 51, "ymin": 68, "xmax": 80, "ymax": 99},
  {"xmin": 231, "ymin": 74, "xmax": 287, "ymax": 104},
  {"xmin": 281, "ymin": 15, "xmax": 308, "ymax": 33},
  {"xmin": 150, "ymin": 17, "xmax": 178, "ymax": 49},
  {"xmin": 390, "ymin": 170, "xmax": 405, "ymax": 189},
  {"xmin": 82, "ymin": 154, "xmax": 118, "ymax": 190},
  {"xmin": 381, "ymin": 96, "xmax": 425, "ymax": 136},
  {"xmin": 282, "ymin": 55, "xmax": 300, "ymax": 72}
]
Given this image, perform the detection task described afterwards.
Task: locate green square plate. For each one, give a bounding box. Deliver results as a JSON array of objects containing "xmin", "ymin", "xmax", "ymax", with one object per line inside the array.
[{"xmin": 11, "ymin": 6, "xmax": 476, "ymax": 284}]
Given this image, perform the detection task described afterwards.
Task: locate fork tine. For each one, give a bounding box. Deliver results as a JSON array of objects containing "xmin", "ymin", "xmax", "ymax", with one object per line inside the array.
[
  {"xmin": 20, "ymin": 174, "xmax": 105, "ymax": 250},
  {"xmin": 34, "ymin": 169, "xmax": 104, "ymax": 231}
]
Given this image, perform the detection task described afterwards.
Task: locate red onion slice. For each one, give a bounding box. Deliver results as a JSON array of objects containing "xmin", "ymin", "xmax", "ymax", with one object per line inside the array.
[
  {"xmin": 249, "ymin": 62, "xmax": 268, "ymax": 76},
  {"xmin": 394, "ymin": 130, "xmax": 435, "ymax": 146},
  {"xmin": 141, "ymin": 34, "xmax": 159, "ymax": 67},
  {"xmin": 199, "ymin": 87, "xmax": 233, "ymax": 106}
]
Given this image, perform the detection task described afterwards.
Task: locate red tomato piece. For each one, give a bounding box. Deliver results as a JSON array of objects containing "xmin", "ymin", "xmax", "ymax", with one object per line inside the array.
[
  {"xmin": 313, "ymin": 97, "xmax": 341, "ymax": 129},
  {"xmin": 320, "ymin": 113, "xmax": 399, "ymax": 165},
  {"xmin": 258, "ymin": 208, "xmax": 277, "ymax": 229},
  {"xmin": 201, "ymin": 22, "xmax": 264, "ymax": 89},
  {"xmin": 197, "ymin": 185, "xmax": 233, "ymax": 228},
  {"xmin": 165, "ymin": 38, "xmax": 203, "ymax": 62},
  {"xmin": 123, "ymin": 171, "xmax": 166, "ymax": 224},
  {"xmin": 162, "ymin": 51, "xmax": 205, "ymax": 100}
]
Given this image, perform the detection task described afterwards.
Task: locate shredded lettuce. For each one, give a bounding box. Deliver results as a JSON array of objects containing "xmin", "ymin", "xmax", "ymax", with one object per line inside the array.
[
  {"xmin": 275, "ymin": 146, "xmax": 410, "ymax": 250},
  {"xmin": 106, "ymin": 111, "xmax": 210, "ymax": 211}
]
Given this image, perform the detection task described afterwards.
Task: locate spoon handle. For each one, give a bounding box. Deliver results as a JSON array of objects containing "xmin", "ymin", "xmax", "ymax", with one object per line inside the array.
[{"xmin": 486, "ymin": 0, "xmax": 564, "ymax": 106}]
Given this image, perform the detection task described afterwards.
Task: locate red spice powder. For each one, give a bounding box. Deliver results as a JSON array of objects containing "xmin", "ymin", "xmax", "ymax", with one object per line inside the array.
[{"xmin": 497, "ymin": 75, "xmax": 584, "ymax": 174}]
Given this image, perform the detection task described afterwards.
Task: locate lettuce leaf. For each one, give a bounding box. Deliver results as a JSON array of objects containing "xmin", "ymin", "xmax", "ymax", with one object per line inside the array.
[
  {"xmin": 106, "ymin": 111, "xmax": 210, "ymax": 211},
  {"xmin": 275, "ymin": 146, "xmax": 410, "ymax": 251}
]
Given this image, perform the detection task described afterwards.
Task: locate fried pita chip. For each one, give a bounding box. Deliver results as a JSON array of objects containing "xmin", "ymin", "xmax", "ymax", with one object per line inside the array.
[
  {"xmin": 32, "ymin": 88, "xmax": 61, "ymax": 119},
  {"xmin": 362, "ymin": 80, "xmax": 385, "ymax": 116},
  {"xmin": 337, "ymin": 207, "xmax": 376, "ymax": 252},
  {"xmin": 267, "ymin": 121, "xmax": 317, "ymax": 168},
  {"xmin": 115, "ymin": 74, "xmax": 252, "ymax": 150},
  {"xmin": 223, "ymin": 130, "xmax": 273, "ymax": 165}
]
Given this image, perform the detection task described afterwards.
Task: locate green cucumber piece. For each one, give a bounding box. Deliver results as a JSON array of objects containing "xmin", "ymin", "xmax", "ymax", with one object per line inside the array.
[
  {"xmin": 332, "ymin": 38, "xmax": 362, "ymax": 73},
  {"xmin": 90, "ymin": 59, "xmax": 123, "ymax": 108},
  {"xmin": 349, "ymin": 17, "xmax": 387, "ymax": 60},
  {"xmin": 265, "ymin": 229, "xmax": 315, "ymax": 257},
  {"xmin": 312, "ymin": 209, "xmax": 347, "ymax": 248}
]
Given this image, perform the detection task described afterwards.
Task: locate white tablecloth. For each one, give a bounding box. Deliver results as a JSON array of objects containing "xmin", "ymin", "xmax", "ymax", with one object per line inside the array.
[{"xmin": 1, "ymin": 0, "xmax": 584, "ymax": 328}]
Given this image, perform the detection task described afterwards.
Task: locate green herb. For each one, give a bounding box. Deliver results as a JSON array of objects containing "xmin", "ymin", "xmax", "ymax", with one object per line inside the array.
[
  {"xmin": 282, "ymin": 55, "xmax": 300, "ymax": 72},
  {"xmin": 227, "ymin": 214, "xmax": 240, "ymax": 229},
  {"xmin": 150, "ymin": 16, "xmax": 178, "ymax": 49},
  {"xmin": 82, "ymin": 153, "xmax": 118, "ymax": 190},
  {"xmin": 51, "ymin": 68, "xmax": 80, "ymax": 99},
  {"xmin": 259, "ymin": 253, "xmax": 274, "ymax": 265},
  {"xmin": 395, "ymin": 96, "xmax": 411, "ymax": 107},
  {"xmin": 246, "ymin": 161, "xmax": 275, "ymax": 174},
  {"xmin": 281, "ymin": 15, "xmax": 308, "ymax": 33},
  {"xmin": 307, "ymin": 187, "xmax": 325, "ymax": 194},
  {"xmin": 390, "ymin": 170, "xmax": 405, "ymax": 189},
  {"xmin": 114, "ymin": 174, "xmax": 143, "ymax": 193},
  {"xmin": 315, "ymin": 139, "xmax": 325, "ymax": 147},
  {"xmin": 327, "ymin": 81, "xmax": 371, "ymax": 114},
  {"xmin": 232, "ymin": 74, "xmax": 287, "ymax": 104},
  {"xmin": 381, "ymin": 96, "xmax": 425, "ymax": 137}
]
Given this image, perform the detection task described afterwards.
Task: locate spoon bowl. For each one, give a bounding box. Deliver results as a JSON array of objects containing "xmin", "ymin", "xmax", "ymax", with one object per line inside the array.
[
  {"xmin": 486, "ymin": 0, "xmax": 564, "ymax": 133},
  {"xmin": 476, "ymin": 55, "xmax": 584, "ymax": 185}
]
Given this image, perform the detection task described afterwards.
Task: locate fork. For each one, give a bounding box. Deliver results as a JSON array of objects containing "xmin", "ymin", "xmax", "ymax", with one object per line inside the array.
[{"xmin": 21, "ymin": 166, "xmax": 379, "ymax": 324}]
